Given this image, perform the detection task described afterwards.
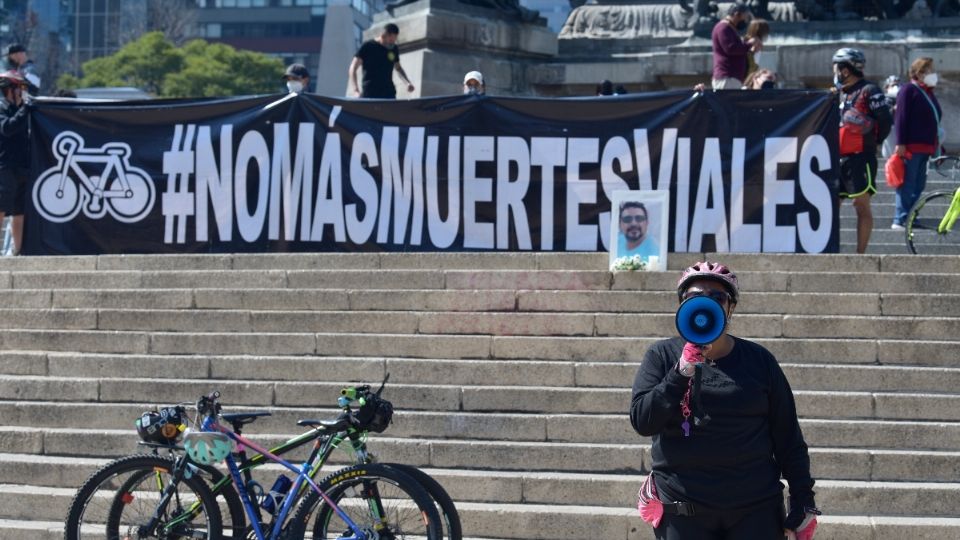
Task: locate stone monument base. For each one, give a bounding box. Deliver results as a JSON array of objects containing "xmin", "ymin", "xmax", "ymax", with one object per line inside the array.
[{"xmin": 372, "ymin": 0, "xmax": 557, "ymax": 97}]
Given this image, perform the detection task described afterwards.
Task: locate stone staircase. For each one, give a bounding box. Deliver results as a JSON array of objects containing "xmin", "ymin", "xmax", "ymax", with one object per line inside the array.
[{"xmin": 0, "ymin": 252, "xmax": 958, "ymax": 539}]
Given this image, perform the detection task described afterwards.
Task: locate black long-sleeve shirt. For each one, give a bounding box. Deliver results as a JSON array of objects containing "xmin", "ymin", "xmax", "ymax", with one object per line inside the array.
[
  {"xmin": 630, "ymin": 336, "xmax": 815, "ymax": 511},
  {"xmin": 0, "ymin": 99, "xmax": 29, "ymax": 170}
]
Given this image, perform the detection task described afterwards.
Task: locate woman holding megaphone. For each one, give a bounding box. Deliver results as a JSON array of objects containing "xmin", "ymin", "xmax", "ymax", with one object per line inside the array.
[{"xmin": 630, "ymin": 261, "xmax": 820, "ymax": 540}]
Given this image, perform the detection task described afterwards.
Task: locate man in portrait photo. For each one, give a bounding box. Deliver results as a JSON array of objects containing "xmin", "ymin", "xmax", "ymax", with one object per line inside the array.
[{"xmin": 617, "ymin": 201, "xmax": 660, "ymax": 261}]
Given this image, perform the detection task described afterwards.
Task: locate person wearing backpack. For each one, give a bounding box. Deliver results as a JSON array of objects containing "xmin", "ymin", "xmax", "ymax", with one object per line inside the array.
[
  {"xmin": 891, "ymin": 57, "xmax": 943, "ymax": 230},
  {"xmin": 833, "ymin": 48, "xmax": 892, "ymax": 253}
]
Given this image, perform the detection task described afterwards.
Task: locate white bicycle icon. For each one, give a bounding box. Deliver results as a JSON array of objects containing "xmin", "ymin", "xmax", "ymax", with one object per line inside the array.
[{"xmin": 32, "ymin": 131, "xmax": 156, "ymax": 223}]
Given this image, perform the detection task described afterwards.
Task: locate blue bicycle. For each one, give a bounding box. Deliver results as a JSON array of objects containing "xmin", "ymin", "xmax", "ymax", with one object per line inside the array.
[{"xmin": 186, "ymin": 391, "xmax": 443, "ymax": 540}]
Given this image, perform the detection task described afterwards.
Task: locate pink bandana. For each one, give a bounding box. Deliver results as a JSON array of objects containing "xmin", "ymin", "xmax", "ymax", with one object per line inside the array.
[{"xmin": 637, "ymin": 475, "xmax": 664, "ymax": 528}]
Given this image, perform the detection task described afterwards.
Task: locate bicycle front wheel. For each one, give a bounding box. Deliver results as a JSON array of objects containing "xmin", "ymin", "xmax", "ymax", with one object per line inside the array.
[
  {"xmin": 288, "ymin": 463, "xmax": 443, "ymax": 540},
  {"xmin": 906, "ymin": 190, "xmax": 960, "ymax": 254},
  {"xmin": 63, "ymin": 453, "xmax": 222, "ymax": 540}
]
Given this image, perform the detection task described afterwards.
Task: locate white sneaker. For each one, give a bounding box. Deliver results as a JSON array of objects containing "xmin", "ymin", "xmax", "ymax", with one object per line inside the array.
[{"xmin": 891, "ymin": 223, "xmax": 905, "ymax": 230}]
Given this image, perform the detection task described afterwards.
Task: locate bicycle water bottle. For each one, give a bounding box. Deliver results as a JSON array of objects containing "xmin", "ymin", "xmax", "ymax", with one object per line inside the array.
[{"xmin": 261, "ymin": 474, "xmax": 292, "ymax": 515}]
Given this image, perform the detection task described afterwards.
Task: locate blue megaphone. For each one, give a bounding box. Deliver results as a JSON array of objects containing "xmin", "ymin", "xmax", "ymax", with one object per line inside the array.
[{"xmin": 675, "ymin": 295, "xmax": 727, "ymax": 346}]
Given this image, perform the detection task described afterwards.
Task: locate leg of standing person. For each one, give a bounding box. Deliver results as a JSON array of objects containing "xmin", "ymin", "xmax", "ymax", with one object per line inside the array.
[
  {"xmin": 721, "ymin": 497, "xmax": 785, "ymax": 540},
  {"xmin": 11, "ymin": 215, "xmax": 21, "ymax": 254},
  {"xmin": 852, "ymin": 193, "xmax": 873, "ymax": 254},
  {"xmin": 894, "ymin": 153, "xmax": 930, "ymax": 227},
  {"xmin": 655, "ymin": 510, "xmax": 722, "ymax": 540},
  {"xmin": 10, "ymin": 170, "xmax": 27, "ymax": 254}
]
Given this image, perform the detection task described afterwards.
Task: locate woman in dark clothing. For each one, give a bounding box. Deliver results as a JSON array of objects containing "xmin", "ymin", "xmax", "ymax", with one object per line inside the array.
[
  {"xmin": 630, "ymin": 261, "xmax": 819, "ymax": 540},
  {"xmin": 892, "ymin": 57, "xmax": 943, "ymax": 229}
]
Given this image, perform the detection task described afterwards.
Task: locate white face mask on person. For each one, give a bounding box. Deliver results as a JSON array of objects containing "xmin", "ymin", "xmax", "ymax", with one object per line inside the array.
[
  {"xmin": 923, "ymin": 72, "xmax": 938, "ymax": 87},
  {"xmin": 287, "ymin": 81, "xmax": 304, "ymax": 93}
]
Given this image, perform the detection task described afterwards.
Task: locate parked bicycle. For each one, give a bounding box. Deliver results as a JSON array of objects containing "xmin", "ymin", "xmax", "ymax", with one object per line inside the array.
[
  {"xmin": 63, "ymin": 378, "xmax": 460, "ymax": 540},
  {"xmin": 905, "ymin": 155, "xmax": 960, "ymax": 254}
]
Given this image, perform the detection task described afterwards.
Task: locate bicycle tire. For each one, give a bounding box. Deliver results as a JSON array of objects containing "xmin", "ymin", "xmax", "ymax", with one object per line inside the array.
[
  {"xmin": 63, "ymin": 453, "xmax": 223, "ymax": 540},
  {"xmin": 286, "ymin": 463, "xmax": 443, "ymax": 540},
  {"xmin": 382, "ymin": 463, "xmax": 462, "ymax": 540},
  {"xmin": 906, "ymin": 190, "xmax": 960, "ymax": 254}
]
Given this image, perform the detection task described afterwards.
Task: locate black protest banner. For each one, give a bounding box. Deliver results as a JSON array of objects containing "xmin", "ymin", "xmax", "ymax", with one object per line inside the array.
[{"xmin": 24, "ymin": 91, "xmax": 839, "ymax": 255}]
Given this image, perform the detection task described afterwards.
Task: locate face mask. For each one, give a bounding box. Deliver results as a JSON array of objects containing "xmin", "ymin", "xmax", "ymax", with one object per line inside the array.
[
  {"xmin": 286, "ymin": 81, "xmax": 304, "ymax": 93},
  {"xmin": 833, "ymin": 72, "xmax": 845, "ymax": 89},
  {"xmin": 886, "ymin": 85, "xmax": 899, "ymax": 98},
  {"xmin": 923, "ymin": 72, "xmax": 938, "ymax": 87},
  {"xmin": 464, "ymin": 86, "xmax": 482, "ymax": 95},
  {"xmin": 760, "ymin": 80, "xmax": 775, "ymax": 90}
]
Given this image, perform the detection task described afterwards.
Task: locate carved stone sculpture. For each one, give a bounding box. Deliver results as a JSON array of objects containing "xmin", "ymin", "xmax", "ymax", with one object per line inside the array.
[{"xmin": 386, "ymin": 0, "xmax": 540, "ymax": 22}]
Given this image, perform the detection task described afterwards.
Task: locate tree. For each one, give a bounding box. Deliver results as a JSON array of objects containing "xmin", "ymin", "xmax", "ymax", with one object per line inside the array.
[
  {"xmin": 163, "ymin": 40, "xmax": 285, "ymax": 98},
  {"xmin": 57, "ymin": 32, "xmax": 284, "ymax": 98}
]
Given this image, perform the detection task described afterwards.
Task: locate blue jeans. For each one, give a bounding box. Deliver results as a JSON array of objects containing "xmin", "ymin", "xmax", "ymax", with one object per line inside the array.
[{"xmin": 894, "ymin": 153, "xmax": 930, "ymax": 226}]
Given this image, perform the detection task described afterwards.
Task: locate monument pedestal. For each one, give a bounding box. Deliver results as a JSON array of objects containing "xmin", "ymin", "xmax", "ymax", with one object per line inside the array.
[{"xmin": 372, "ymin": 0, "xmax": 557, "ymax": 97}]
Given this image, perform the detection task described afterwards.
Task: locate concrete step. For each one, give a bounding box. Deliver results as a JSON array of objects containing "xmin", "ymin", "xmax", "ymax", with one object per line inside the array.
[
  {"xmin": 1, "ymin": 252, "xmax": 957, "ymax": 275},
  {"xmin": 7, "ymin": 482, "xmax": 960, "ymax": 540},
  {"xmin": 3, "ymin": 375, "xmax": 959, "ymax": 423},
  {"xmin": 0, "ymin": 329, "xmax": 952, "ymax": 365},
  {"xmin": 1, "ymin": 289, "xmax": 955, "ymax": 318},
  {"xmin": 1, "ymin": 400, "xmax": 958, "ymax": 451},
  {"xmin": 1, "ymin": 309, "xmax": 959, "ymax": 342},
  {"xmin": 6, "ymin": 352, "xmax": 959, "ymax": 392},
  {"xmin": 6, "ymin": 268, "xmax": 960, "ymax": 296},
  {"xmin": 1, "ymin": 425, "xmax": 958, "ymax": 481},
  {"xmin": 3, "ymin": 454, "xmax": 951, "ymax": 518}
]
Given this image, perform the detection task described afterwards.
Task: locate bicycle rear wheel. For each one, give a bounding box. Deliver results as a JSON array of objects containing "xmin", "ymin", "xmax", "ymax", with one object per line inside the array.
[
  {"xmin": 906, "ymin": 190, "xmax": 960, "ymax": 254},
  {"xmin": 287, "ymin": 463, "xmax": 443, "ymax": 540},
  {"xmin": 63, "ymin": 453, "xmax": 222, "ymax": 540},
  {"xmin": 383, "ymin": 463, "xmax": 462, "ymax": 540}
]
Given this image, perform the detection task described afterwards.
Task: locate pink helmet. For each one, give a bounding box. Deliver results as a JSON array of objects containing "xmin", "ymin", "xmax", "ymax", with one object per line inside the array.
[{"xmin": 677, "ymin": 261, "xmax": 739, "ymax": 304}]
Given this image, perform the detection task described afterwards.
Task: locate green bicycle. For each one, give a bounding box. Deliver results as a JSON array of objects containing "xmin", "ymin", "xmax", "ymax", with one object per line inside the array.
[{"xmin": 906, "ymin": 155, "xmax": 960, "ymax": 254}]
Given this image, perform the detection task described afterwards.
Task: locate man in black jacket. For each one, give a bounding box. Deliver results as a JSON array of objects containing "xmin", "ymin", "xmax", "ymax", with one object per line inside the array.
[
  {"xmin": 0, "ymin": 70, "xmax": 30, "ymax": 254},
  {"xmin": 631, "ymin": 261, "xmax": 819, "ymax": 540}
]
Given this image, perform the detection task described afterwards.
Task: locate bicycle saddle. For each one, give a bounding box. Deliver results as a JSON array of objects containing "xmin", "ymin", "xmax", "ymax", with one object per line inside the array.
[{"xmin": 221, "ymin": 411, "xmax": 271, "ymax": 428}]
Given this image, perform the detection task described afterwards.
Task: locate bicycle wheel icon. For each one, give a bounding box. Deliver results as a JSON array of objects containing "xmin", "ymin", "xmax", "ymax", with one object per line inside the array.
[
  {"xmin": 33, "ymin": 169, "xmax": 83, "ymax": 223},
  {"xmin": 105, "ymin": 169, "xmax": 156, "ymax": 223}
]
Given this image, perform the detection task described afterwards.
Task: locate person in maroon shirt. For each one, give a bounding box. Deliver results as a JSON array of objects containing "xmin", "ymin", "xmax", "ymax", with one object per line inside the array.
[
  {"xmin": 892, "ymin": 57, "xmax": 943, "ymax": 229},
  {"xmin": 711, "ymin": 4, "xmax": 758, "ymax": 90}
]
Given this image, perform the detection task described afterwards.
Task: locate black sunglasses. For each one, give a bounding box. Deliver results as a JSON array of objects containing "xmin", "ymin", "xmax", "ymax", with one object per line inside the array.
[
  {"xmin": 681, "ymin": 289, "xmax": 730, "ymax": 304},
  {"xmin": 621, "ymin": 215, "xmax": 647, "ymax": 224}
]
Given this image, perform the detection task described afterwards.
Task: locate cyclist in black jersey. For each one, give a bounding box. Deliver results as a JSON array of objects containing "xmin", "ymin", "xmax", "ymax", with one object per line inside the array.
[{"xmin": 832, "ymin": 48, "xmax": 892, "ymax": 254}]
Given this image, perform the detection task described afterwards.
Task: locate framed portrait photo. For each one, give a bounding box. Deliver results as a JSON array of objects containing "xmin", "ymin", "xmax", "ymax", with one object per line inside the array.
[{"xmin": 609, "ymin": 190, "xmax": 669, "ymax": 272}]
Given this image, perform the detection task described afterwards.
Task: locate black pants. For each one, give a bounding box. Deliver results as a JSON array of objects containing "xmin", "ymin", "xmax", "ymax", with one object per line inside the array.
[{"xmin": 654, "ymin": 496, "xmax": 785, "ymax": 540}]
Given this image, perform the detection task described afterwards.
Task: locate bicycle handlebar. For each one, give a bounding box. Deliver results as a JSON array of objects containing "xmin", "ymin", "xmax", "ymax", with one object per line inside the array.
[
  {"xmin": 196, "ymin": 390, "xmax": 221, "ymax": 418},
  {"xmin": 339, "ymin": 373, "xmax": 390, "ymax": 408}
]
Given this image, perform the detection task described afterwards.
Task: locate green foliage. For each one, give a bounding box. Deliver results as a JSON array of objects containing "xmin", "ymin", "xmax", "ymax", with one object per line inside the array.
[
  {"xmin": 163, "ymin": 40, "xmax": 285, "ymax": 98},
  {"xmin": 57, "ymin": 31, "xmax": 285, "ymax": 98}
]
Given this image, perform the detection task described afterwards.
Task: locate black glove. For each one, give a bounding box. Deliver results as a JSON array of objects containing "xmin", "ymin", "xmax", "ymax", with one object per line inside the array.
[{"xmin": 784, "ymin": 499, "xmax": 821, "ymax": 532}]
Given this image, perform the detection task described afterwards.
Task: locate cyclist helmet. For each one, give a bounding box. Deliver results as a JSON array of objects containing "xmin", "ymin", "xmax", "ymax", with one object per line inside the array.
[
  {"xmin": 183, "ymin": 430, "xmax": 235, "ymax": 465},
  {"xmin": 135, "ymin": 407, "xmax": 186, "ymax": 445},
  {"xmin": 0, "ymin": 70, "xmax": 25, "ymax": 90},
  {"xmin": 677, "ymin": 261, "xmax": 740, "ymax": 304},
  {"xmin": 832, "ymin": 48, "xmax": 866, "ymax": 72}
]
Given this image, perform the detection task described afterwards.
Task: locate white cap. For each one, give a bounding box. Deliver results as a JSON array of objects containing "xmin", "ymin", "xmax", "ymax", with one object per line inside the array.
[{"xmin": 463, "ymin": 71, "xmax": 483, "ymax": 85}]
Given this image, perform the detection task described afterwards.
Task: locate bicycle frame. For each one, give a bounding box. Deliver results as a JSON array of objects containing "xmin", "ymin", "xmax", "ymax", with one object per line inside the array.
[
  {"xmin": 937, "ymin": 187, "xmax": 960, "ymax": 234},
  {"xmin": 56, "ymin": 150, "xmax": 133, "ymax": 208},
  {"xmin": 200, "ymin": 414, "xmax": 369, "ymax": 540}
]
